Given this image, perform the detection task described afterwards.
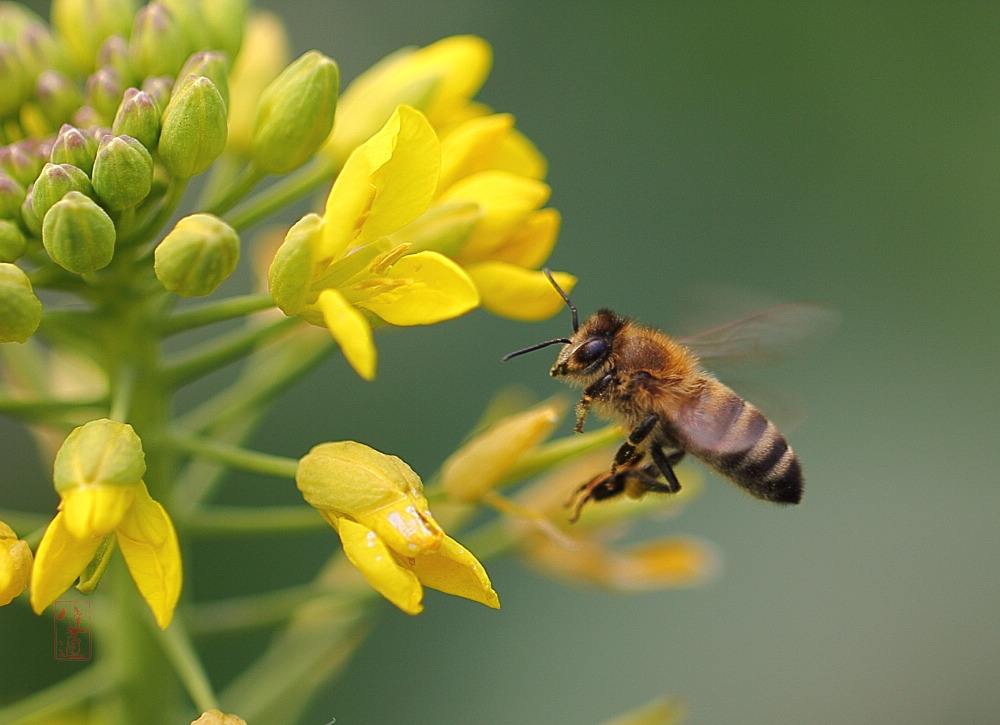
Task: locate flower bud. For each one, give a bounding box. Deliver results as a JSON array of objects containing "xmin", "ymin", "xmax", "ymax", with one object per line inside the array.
[
  {"xmin": 96, "ymin": 35, "xmax": 133, "ymax": 86},
  {"xmin": 31, "ymin": 162, "xmax": 94, "ymax": 221},
  {"xmin": 129, "ymin": 2, "xmax": 189, "ymax": 79},
  {"xmin": 49, "ymin": 124, "xmax": 99, "ymax": 174},
  {"xmin": 154, "ymin": 213, "xmax": 239, "ymax": 296},
  {"xmin": 52, "ymin": 0, "xmax": 136, "ymax": 74},
  {"xmin": 0, "ymin": 44, "xmax": 30, "ymax": 119},
  {"xmin": 19, "ymin": 188, "xmax": 41, "ymax": 237},
  {"xmin": 54, "ymin": 419, "xmax": 146, "ymax": 494},
  {"xmin": 0, "ymin": 263, "xmax": 42, "ymax": 343},
  {"xmin": 178, "ymin": 51, "xmax": 230, "ymax": 108},
  {"xmin": 35, "ymin": 71, "xmax": 83, "ymax": 128},
  {"xmin": 227, "ymin": 11, "xmax": 288, "ymax": 153},
  {"xmin": 0, "ymin": 221, "xmax": 27, "ymax": 262},
  {"xmin": 92, "ymin": 135, "xmax": 153, "ymax": 210},
  {"xmin": 71, "ymin": 104, "xmax": 103, "ymax": 130},
  {"xmin": 251, "ymin": 51, "xmax": 339, "ymax": 174},
  {"xmin": 141, "ymin": 75, "xmax": 173, "ymax": 113},
  {"xmin": 191, "ymin": 710, "xmax": 248, "ymax": 725},
  {"xmin": 200, "ymin": 0, "xmax": 248, "ymax": 59},
  {"xmin": 296, "ymin": 441, "xmax": 444, "ymax": 556},
  {"xmin": 0, "ymin": 521, "xmax": 33, "ymax": 606},
  {"xmin": 42, "ymin": 191, "xmax": 116, "ymax": 274},
  {"xmin": 112, "ymin": 88, "xmax": 161, "ymax": 150},
  {"xmin": 14, "ymin": 21, "xmax": 65, "ymax": 81},
  {"xmin": 0, "ymin": 173, "xmax": 26, "ymax": 221},
  {"xmin": 85, "ymin": 67, "xmax": 124, "ymax": 121},
  {"xmin": 160, "ymin": 0, "xmax": 209, "ymax": 54},
  {"xmin": 0, "ymin": 144, "xmax": 42, "ymax": 188},
  {"xmin": 158, "ymin": 75, "xmax": 228, "ymax": 178}
]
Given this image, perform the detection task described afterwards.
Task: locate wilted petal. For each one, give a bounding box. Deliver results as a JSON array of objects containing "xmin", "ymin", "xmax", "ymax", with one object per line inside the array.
[
  {"xmin": 408, "ymin": 534, "xmax": 499, "ymax": 609},
  {"xmin": 30, "ymin": 512, "xmax": 103, "ymax": 615},
  {"xmin": 466, "ymin": 262, "xmax": 576, "ymax": 321},
  {"xmin": 116, "ymin": 483, "xmax": 182, "ymax": 629},
  {"xmin": 337, "ymin": 517, "xmax": 423, "ymax": 615},
  {"xmin": 61, "ymin": 482, "xmax": 136, "ymax": 538},
  {"xmin": 357, "ymin": 251, "xmax": 479, "ymax": 326},
  {"xmin": 317, "ymin": 288, "xmax": 376, "ymax": 381}
]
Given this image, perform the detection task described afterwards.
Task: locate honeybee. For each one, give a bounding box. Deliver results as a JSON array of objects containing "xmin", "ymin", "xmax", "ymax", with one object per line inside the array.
[{"xmin": 504, "ymin": 271, "xmax": 831, "ymax": 521}]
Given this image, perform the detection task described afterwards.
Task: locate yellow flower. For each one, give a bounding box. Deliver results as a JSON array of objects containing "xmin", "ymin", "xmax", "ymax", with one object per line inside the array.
[
  {"xmin": 30, "ymin": 420, "xmax": 181, "ymax": 628},
  {"xmin": 323, "ymin": 35, "xmax": 492, "ymax": 164},
  {"xmin": 393, "ymin": 112, "xmax": 575, "ymax": 321},
  {"xmin": 269, "ymin": 105, "xmax": 479, "ymax": 380},
  {"xmin": 297, "ymin": 440, "xmax": 500, "ymax": 615},
  {"xmin": 0, "ymin": 521, "xmax": 33, "ymax": 606}
]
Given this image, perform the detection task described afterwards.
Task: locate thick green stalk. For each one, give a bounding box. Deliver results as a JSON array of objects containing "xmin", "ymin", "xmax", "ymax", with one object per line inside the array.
[{"xmin": 224, "ymin": 157, "xmax": 338, "ymax": 232}]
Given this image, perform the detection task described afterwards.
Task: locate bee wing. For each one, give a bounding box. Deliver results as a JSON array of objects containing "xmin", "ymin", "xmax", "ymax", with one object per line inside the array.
[{"xmin": 677, "ymin": 303, "xmax": 839, "ymax": 365}]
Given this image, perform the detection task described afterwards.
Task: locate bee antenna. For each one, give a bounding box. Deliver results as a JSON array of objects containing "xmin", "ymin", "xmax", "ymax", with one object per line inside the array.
[
  {"xmin": 501, "ymin": 338, "xmax": 573, "ymax": 362},
  {"xmin": 543, "ymin": 268, "xmax": 578, "ymax": 332}
]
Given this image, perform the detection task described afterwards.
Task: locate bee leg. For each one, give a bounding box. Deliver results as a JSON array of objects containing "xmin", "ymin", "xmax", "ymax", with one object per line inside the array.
[
  {"xmin": 650, "ymin": 445, "xmax": 685, "ymax": 493},
  {"xmin": 575, "ymin": 372, "xmax": 616, "ymax": 433},
  {"xmin": 567, "ymin": 463, "xmax": 659, "ymax": 522},
  {"xmin": 612, "ymin": 413, "xmax": 660, "ymax": 471}
]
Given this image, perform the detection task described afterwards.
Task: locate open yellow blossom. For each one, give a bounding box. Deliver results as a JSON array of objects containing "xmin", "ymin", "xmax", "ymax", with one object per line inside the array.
[
  {"xmin": 323, "ymin": 35, "xmax": 492, "ymax": 163},
  {"xmin": 0, "ymin": 521, "xmax": 33, "ymax": 606},
  {"xmin": 30, "ymin": 420, "xmax": 181, "ymax": 629},
  {"xmin": 269, "ymin": 105, "xmax": 479, "ymax": 380},
  {"xmin": 393, "ymin": 112, "xmax": 575, "ymax": 321},
  {"xmin": 297, "ymin": 440, "xmax": 499, "ymax": 615}
]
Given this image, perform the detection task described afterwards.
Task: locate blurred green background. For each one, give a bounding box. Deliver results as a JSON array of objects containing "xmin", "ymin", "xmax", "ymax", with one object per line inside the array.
[{"xmin": 5, "ymin": 1, "xmax": 1000, "ymax": 723}]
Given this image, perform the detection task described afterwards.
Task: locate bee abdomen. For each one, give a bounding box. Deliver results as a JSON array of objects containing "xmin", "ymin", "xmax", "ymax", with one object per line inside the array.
[{"xmin": 690, "ymin": 389, "xmax": 803, "ymax": 504}]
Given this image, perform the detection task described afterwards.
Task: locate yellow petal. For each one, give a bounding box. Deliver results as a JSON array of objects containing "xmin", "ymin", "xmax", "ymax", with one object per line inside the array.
[
  {"xmin": 336, "ymin": 517, "xmax": 424, "ymax": 615},
  {"xmin": 0, "ymin": 526, "xmax": 33, "ymax": 606},
  {"xmin": 439, "ymin": 171, "xmax": 550, "ymax": 262},
  {"xmin": 485, "ymin": 208, "xmax": 561, "ymax": 269},
  {"xmin": 316, "ymin": 289, "xmax": 376, "ymax": 380},
  {"xmin": 321, "ymin": 106, "xmax": 440, "ymax": 260},
  {"xmin": 438, "ymin": 113, "xmax": 515, "ymax": 191},
  {"xmin": 466, "ymin": 263, "xmax": 576, "ymax": 321},
  {"xmin": 61, "ymin": 483, "xmax": 137, "ymax": 539},
  {"xmin": 268, "ymin": 213, "xmax": 325, "ymax": 315},
  {"xmin": 30, "ymin": 513, "xmax": 103, "ymax": 615},
  {"xmin": 116, "ymin": 483, "xmax": 182, "ymax": 629},
  {"xmin": 356, "ymin": 251, "xmax": 479, "ymax": 326},
  {"xmin": 494, "ymin": 127, "xmax": 548, "ymax": 180},
  {"xmin": 227, "ymin": 12, "xmax": 290, "ymax": 153},
  {"xmin": 408, "ymin": 534, "xmax": 500, "ymax": 609},
  {"xmin": 414, "ymin": 36, "xmax": 492, "ymax": 124},
  {"xmin": 441, "ymin": 399, "xmax": 564, "ymax": 502}
]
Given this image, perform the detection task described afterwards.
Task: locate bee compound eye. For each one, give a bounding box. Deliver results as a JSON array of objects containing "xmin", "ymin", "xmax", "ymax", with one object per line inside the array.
[{"xmin": 576, "ymin": 337, "xmax": 609, "ymax": 366}]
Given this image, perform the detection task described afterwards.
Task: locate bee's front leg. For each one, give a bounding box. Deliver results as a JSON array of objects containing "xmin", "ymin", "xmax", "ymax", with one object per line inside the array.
[{"xmin": 575, "ymin": 372, "xmax": 615, "ymax": 433}]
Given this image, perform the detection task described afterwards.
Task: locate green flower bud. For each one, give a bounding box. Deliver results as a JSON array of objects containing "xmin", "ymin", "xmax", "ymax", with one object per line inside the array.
[
  {"xmin": 42, "ymin": 191, "xmax": 116, "ymax": 274},
  {"xmin": 71, "ymin": 105, "xmax": 103, "ymax": 130},
  {"xmin": 0, "ymin": 174, "xmax": 26, "ymax": 221},
  {"xmin": 0, "ymin": 263, "xmax": 42, "ymax": 343},
  {"xmin": 129, "ymin": 2, "xmax": 189, "ymax": 79},
  {"xmin": 112, "ymin": 88, "xmax": 161, "ymax": 149},
  {"xmin": 50, "ymin": 124, "xmax": 99, "ymax": 174},
  {"xmin": 0, "ymin": 220, "xmax": 27, "ymax": 262},
  {"xmin": 0, "ymin": 43, "xmax": 30, "ymax": 118},
  {"xmin": 15, "ymin": 21, "xmax": 66, "ymax": 81},
  {"xmin": 0, "ymin": 3, "xmax": 43, "ymax": 39},
  {"xmin": 200, "ymin": 0, "xmax": 247, "ymax": 60},
  {"xmin": 0, "ymin": 144, "xmax": 41, "ymax": 188},
  {"xmin": 19, "ymin": 187, "xmax": 40, "ymax": 237},
  {"xmin": 92, "ymin": 134, "xmax": 153, "ymax": 210},
  {"xmin": 53, "ymin": 418, "xmax": 146, "ymax": 494},
  {"xmin": 160, "ymin": 0, "xmax": 209, "ymax": 54},
  {"xmin": 178, "ymin": 51, "xmax": 229, "ymax": 108},
  {"xmin": 252, "ymin": 51, "xmax": 339, "ymax": 174},
  {"xmin": 141, "ymin": 75, "xmax": 173, "ymax": 113},
  {"xmin": 52, "ymin": 0, "xmax": 137, "ymax": 74},
  {"xmin": 85, "ymin": 67, "xmax": 124, "ymax": 121},
  {"xmin": 35, "ymin": 71, "xmax": 84, "ymax": 128},
  {"xmin": 31, "ymin": 162, "xmax": 93, "ymax": 221},
  {"xmin": 96, "ymin": 35, "xmax": 133, "ymax": 87},
  {"xmin": 158, "ymin": 75, "xmax": 227, "ymax": 178},
  {"xmin": 154, "ymin": 213, "xmax": 239, "ymax": 296}
]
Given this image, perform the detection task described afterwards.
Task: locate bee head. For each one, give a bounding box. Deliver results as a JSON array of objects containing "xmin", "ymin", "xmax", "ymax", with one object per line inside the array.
[{"xmin": 501, "ymin": 270, "xmax": 623, "ymax": 380}]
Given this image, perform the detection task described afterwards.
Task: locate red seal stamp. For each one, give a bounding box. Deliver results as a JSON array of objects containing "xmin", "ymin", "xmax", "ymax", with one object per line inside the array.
[{"xmin": 53, "ymin": 600, "xmax": 93, "ymax": 661}]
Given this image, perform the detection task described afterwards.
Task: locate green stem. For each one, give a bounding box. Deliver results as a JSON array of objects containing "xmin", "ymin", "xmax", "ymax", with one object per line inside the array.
[
  {"xmin": 0, "ymin": 662, "xmax": 116, "ymax": 724},
  {"xmin": 197, "ymin": 153, "xmax": 246, "ymax": 209},
  {"xmin": 504, "ymin": 424, "xmax": 622, "ymax": 482},
  {"xmin": 165, "ymin": 431, "xmax": 299, "ymax": 479},
  {"xmin": 186, "ymin": 584, "xmax": 356, "ymax": 635},
  {"xmin": 159, "ymin": 294, "xmax": 275, "ymax": 335},
  {"xmin": 203, "ymin": 163, "xmax": 265, "ymax": 215},
  {"xmin": 0, "ymin": 395, "xmax": 108, "ymax": 422},
  {"xmin": 182, "ymin": 506, "xmax": 324, "ymax": 535},
  {"xmin": 121, "ymin": 180, "xmax": 189, "ymax": 246},
  {"xmin": 224, "ymin": 157, "xmax": 338, "ymax": 232},
  {"xmin": 152, "ymin": 621, "xmax": 219, "ymax": 714},
  {"xmin": 162, "ymin": 316, "xmax": 300, "ymax": 387},
  {"xmin": 109, "ymin": 364, "xmax": 136, "ymax": 422}
]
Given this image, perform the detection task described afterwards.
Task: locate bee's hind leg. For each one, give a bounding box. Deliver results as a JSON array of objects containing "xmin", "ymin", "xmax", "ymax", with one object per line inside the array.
[
  {"xmin": 650, "ymin": 445, "xmax": 685, "ymax": 493},
  {"xmin": 567, "ymin": 463, "xmax": 660, "ymax": 523}
]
